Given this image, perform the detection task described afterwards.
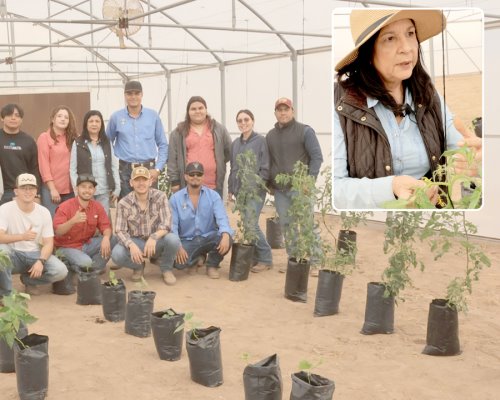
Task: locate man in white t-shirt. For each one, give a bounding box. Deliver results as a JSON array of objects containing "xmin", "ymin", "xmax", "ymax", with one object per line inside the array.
[{"xmin": 0, "ymin": 173, "xmax": 67, "ymax": 296}]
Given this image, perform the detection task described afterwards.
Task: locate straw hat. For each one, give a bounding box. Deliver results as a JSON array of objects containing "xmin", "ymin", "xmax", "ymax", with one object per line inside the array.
[{"xmin": 335, "ymin": 9, "xmax": 446, "ymax": 72}]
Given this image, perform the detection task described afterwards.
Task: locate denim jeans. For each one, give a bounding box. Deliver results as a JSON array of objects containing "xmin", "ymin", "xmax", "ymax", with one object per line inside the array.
[
  {"xmin": 57, "ymin": 236, "xmax": 118, "ymax": 273},
  {"xmin": 0, "ymin": 189, "xmax": 15, "ymax": 206},
  {"xmin": 240, "ymin": 194, "xmax": 272, "ymax": 265},
  {"xmin": 175, "ymin": 232, "xmax": 232, "ymax": 270},
  {"xmin": 111, "ymin": 233, "xmax": 180, "ymax": 272},
  {"xmin": 41, "ymin": 184, "xmax": 74, "ymax": 218},
  {"xmin": 0, "ymin": 244, "xmax": 68, "ymax": 296},
  {"xmin": 94, "ymin": 192, "xmax": 111, "ymax": 218},
  {"xmin": 274, "ymin": 189, "xmax": 321, "ymax": 262}
]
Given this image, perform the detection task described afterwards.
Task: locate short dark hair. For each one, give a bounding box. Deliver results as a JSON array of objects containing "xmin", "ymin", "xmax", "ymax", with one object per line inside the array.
[
  {"xmin": 1, "ymin": 103, "xmax": 24, "ymax": 119},
  {"xmin": 236, "ymin": 109, "xmax": 255, "ymax": 122}
]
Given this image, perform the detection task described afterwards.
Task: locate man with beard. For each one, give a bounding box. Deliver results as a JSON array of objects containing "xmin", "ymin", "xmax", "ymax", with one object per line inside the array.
[
  {"xmin": 111, "ymin": 166, "xmax": 180, "ymax": 285},
  {"xmin": 169, "ymin": 162, "xmax": 233, "ymax": 279},
  {"xmin": 0, "ymin": 174, "xmax": 67, "ymax": 296},
  {"xmin": 53, "ymin": 174, "xmax": 116, "ymax": 281}
]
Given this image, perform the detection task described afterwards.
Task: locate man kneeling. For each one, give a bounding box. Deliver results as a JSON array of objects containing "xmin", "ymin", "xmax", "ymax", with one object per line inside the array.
[
  {"xmin": 112, "ymin": 167, "xmax": 180, "ymax": 285},
  {"xmin": 0, "ymin": 174, "xmax": 67, "ymax": 296}
]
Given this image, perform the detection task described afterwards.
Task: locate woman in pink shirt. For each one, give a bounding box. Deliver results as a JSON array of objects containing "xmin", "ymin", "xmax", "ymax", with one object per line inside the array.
[{"xmin": 37, "ymin": 105, "xmax": 77, "ymax": 217}]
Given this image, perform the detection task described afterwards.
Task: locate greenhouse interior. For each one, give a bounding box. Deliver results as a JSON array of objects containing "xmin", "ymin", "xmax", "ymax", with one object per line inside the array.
[{"xmin": 0, "ymin": 1, "xmax": 498, "ymax": 399}]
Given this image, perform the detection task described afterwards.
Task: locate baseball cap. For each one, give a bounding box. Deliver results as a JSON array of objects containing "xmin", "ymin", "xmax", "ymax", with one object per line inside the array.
[
  {"xmin": 77, "ymin": 174, "xmax": 98, "ymax": 187},
  {"xmin": 131, "ymin": 166, "xmax": 151, "ymax": 180},
  {"xmin": 274, "ymin": 97, "xmax": 293, "ymax": 110},
  {"xmin": 16, "ymin": 173, "xmax": 38, "ymax": 188},
  {"xmin": 124, "ymin": 80, "xmax": 142, "ymax": 92},
  {"xmin": 185, "ymin": 162, "xmax": 204, "ymax": 175}
]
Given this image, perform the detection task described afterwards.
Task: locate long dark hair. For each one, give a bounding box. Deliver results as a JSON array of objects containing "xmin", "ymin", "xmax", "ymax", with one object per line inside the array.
[
  {"xmin": 49, "ymin": 105, "xmax": 77, "ymax": 150},
  {"xmin": 81, "ymin": 110, "xmax": 109, "ymax": 145},
  {"xmin": 337, "ymin": 22, "xmax": 437, "ymax": 115},
  {"xmin": 177, "ymin": 96, "xmax": 211, "ymax": 135}
]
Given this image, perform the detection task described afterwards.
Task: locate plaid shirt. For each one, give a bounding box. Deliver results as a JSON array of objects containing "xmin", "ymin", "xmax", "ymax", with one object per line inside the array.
[{"xmin": 115, "ymin": 188, "xmax": 171, "ymax": 248}]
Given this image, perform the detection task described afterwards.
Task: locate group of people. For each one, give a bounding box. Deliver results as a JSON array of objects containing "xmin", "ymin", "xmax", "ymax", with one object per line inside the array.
[{"xmin": 0, "ymin": 80, "xmax": 323, "ymax": 297}]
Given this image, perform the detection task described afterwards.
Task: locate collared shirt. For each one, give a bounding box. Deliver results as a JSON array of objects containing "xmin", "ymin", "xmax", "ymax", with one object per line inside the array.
[
  {"xmin": 333, "ymin": 89, "xmax": 462, "ymax": 209},
  {"xmin": 69, "ymin": 140, "xmax": 120, "ymax": 197},
  {"xmin": 115, "ymin": 188, "xmax": 171, "ymax": 247},
  {"xmin": 37, "ymin": 129, "xmax": 72, "ymax": 194},
  {"xmin": 169, "ymin": 186, "xmax": 233, "ymax": 240},
  {"xmin": 106, "ymin": 106, "xmax": 168, "ymax": 170},
  {"xmin": 53, "ymin": 197, "xmax": 111, "ymax": 249}
]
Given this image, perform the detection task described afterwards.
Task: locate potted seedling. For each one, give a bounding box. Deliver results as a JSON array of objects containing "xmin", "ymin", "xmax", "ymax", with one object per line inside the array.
[
  {"xmin": 125, "ymin": 277, "xmax": 156, "ymax": 338},
  {"xmin": 0, "ymin": 290, "xmax": 49, "ymax": 400},
  {"xmin": 265, "ymin": 198, "xmax": 284, "ymax": 249},
  {"xmin": 177, "ymin": 312, "xmax": 223, "ymax": 387},
  {"xmin": 420, "ymin": 211, "xmax": 490, "ymax": 356},
  {"xmin": 101, "ymin": 270, "xmax": 126, "ymax": 322},
  {"xmin": 151, "ymin": 308, "xmax": 185, "ymax": 361},
  {"xmin": 362, "ymin": 212, "xmax": 425, "ymax": 335},
  {"xmin": 229, "ymin": 150, "xmax": 267, "ymax": 281},
  {"xmin": 313, "ymin": 167, "xmax": 371, "ymax": 316},
  {"xmin": 242, "ymin": 352, "xmax": 283, "ymax": 400},
  {"xmin": 76, "ymin": 261, "xmax": 102, "ymax": 306},
  {"xmin": 275, "ymin": 161, "xmax": 319, "ymax": 302},
  {"xmin": 290, "ymin": 359, "xmax": 335, "ymax": 400},
  {"xmin": 51, "ymin": 249, "xmax": 76, "ymax": 295}
]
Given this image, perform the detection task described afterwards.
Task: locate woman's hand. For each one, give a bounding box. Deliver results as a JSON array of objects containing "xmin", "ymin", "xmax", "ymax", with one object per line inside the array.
[
  {"xmin": 50, "ymin": 188, "xmax": 61, "ymax": 204},
  {"xmin": 453, "ymin": 117, "xmax": 482, "ymax": 176},
  {"xmin": 392, "ymin": 175, "xmax": 438, "ymax": 204}
]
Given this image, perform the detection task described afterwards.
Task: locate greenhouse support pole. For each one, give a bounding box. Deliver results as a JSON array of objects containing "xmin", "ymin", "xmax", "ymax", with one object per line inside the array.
[
  {"xmin": 220, "ymin": 62, "xmax": 226, "ymax": 126},
  {"xmin": 166, "ymin": 70, "xmax": 172, "ymax": 132},
  {"xmin": 291, "ymin": 50, "xmax": 298, "ymax": 116}
]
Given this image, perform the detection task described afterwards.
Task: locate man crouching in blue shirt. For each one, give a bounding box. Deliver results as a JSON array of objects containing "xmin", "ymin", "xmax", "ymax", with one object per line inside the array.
[{"xmin": 169, "ymin": 162, "xmax": 233, "ymax": 279}]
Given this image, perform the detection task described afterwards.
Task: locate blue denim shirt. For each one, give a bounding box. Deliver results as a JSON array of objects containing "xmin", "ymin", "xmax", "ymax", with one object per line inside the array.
[
  {"xmin": 106, "ymin": 106, "xmax": 168, "ymax": 170},
  {"xmin": 169, "ymin": 186, "xmax": 234, "ymax": 240},
  {"xmin": 333, "ymin": 90, "xmax": 462, "ymax": 209}
]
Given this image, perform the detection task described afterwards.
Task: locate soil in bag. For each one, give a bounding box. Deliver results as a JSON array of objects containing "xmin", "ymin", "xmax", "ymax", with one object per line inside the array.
[{"xmin": 186, "ymin": 326, "xmax": 223, "ymax": 387}]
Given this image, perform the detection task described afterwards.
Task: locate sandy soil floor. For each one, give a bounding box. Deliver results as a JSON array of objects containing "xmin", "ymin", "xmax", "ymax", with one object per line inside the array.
[{"xmin": 1, "ymin": 208, "xmax": 499, "ymax": 400}]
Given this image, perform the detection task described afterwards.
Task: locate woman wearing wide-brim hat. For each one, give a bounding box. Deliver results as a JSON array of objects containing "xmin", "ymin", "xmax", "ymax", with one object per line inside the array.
[{"xmin": 333, "ymin": 9, "xmax": 482, "ymax": 209}]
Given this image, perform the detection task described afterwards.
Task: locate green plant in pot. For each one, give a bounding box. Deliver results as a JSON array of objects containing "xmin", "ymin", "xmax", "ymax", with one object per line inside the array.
[
  {"xmin": 420, "ymin": 211, "xmax": 490, "ymax": 356},
  {"xmin": 151, "ymin": 308, "xmax": 185, "ymax": 361},
  {"xmin": 101, "ymin": 271, "xmax": 126, "ymax": 322},
  {"xmin": 275, "ymin": 161, "xmax": 319, "ymax": 303},
  {"xmin": 0, "ymin": 290, "xmax": 49, "ymax": 399},
  {"xmin": 229, "ymin": 150, "xmax": 267, "ymax": 281},
  {"xmin": 361, "ymin": 211, "xmax": 425, "ymax": 335},
  {"xmin": 290, "ymin": 358, "xmax": 335, "ymax": 400}
]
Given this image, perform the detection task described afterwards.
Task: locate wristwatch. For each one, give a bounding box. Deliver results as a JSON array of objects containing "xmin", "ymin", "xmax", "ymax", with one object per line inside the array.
[
  {"xmin": 38, "ymin": 258, "xmax": 47, "ymax": 266},
  {"xmin": 150, "ymin": 233, "xmax": 159, "ymax": 241}
]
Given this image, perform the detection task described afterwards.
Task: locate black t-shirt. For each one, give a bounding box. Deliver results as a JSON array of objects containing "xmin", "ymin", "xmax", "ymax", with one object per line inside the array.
[{"xmin": 0, "ymin": 129, "xmax": 40, "ymax": 191}]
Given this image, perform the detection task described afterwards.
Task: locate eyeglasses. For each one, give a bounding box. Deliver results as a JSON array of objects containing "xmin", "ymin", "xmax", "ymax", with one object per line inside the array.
[
  {"xmin": 188, "ymin": 172, "xmax": 203, "ymax": 177},
  {"xmin": 237, "ymin": 117, "xmax": 251, "ymax": 123},
  {"xmin": 18, "ymin": 186, "xmax": 37, "ymax": 191}
]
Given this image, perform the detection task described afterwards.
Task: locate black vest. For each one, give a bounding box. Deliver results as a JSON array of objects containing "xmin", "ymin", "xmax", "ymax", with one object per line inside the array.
[{"xmin": 75, "ymin": 137, "xmax": 115, "ymax": 192}]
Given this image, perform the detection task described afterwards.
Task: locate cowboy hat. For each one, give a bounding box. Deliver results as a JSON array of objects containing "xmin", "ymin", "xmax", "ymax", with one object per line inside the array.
[{"xmin": 335, "ymin": 9, "xmax": 446, "ymax": 72}]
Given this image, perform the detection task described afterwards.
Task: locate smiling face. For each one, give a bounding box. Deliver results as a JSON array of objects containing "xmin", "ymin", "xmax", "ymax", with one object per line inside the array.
[
  {"xmin": 1, "ymin": 107, "xmax": 23, "ymax": 134},
  {"xmin": 86, "ymin": 115, "xmax": 102, "ymax": 137},
  {"xmin": 14, "ymin": 185, "xmax": 37, "ymax": 204},
  {"xmin": 52, "ymin": 109, "xmax": 70, "ymax": 132},
  {"xmin": 76, "ymin": 181, "xmax": 96, "ymax": 202},
  {"xmin": 372, "ymin": 18, "xmax": 418, "ymax": 90},
  {"xmin": 188, "ymin": 102, "xmax": 208, "ymax": 126},
  {"xmin": 130, "ymin": 176, "xmax": 151, "ymax": 195},
  {"xmin": 236, "ymin": 111, "xmax": 254, "ymax": 136}
]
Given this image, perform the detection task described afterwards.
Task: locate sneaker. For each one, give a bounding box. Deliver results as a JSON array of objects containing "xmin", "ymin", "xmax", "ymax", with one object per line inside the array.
[
  {"xmin": 24, "ymin": 284, "xmax": 41, "ymax": 296},
  {"xmin": 251, "ymin": 263, "xmax": 272, "ymax": 273},
  {"xmin": 162, "ymin": 270, "xmax": 177, "ymax": 285},
  {"xmin": 131, "ymin": 263, "xmax": 145, "ymax": 282},
  {"xmin": 206, "ymin": 267, "xmax": 220, "ymax": 279}
]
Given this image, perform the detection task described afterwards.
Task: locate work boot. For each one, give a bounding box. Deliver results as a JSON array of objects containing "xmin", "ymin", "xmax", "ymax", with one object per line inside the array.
[
  {"xmin": 206, "ymin": 267, "xmax": 220, "ymax": 279},
  {"xmin": 162, "ymin": 270, "xmax": 176, "ymax": 285},
  {"xmin": 251, "ymin": 263, "xmax": 272, "ymax": 273}
]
